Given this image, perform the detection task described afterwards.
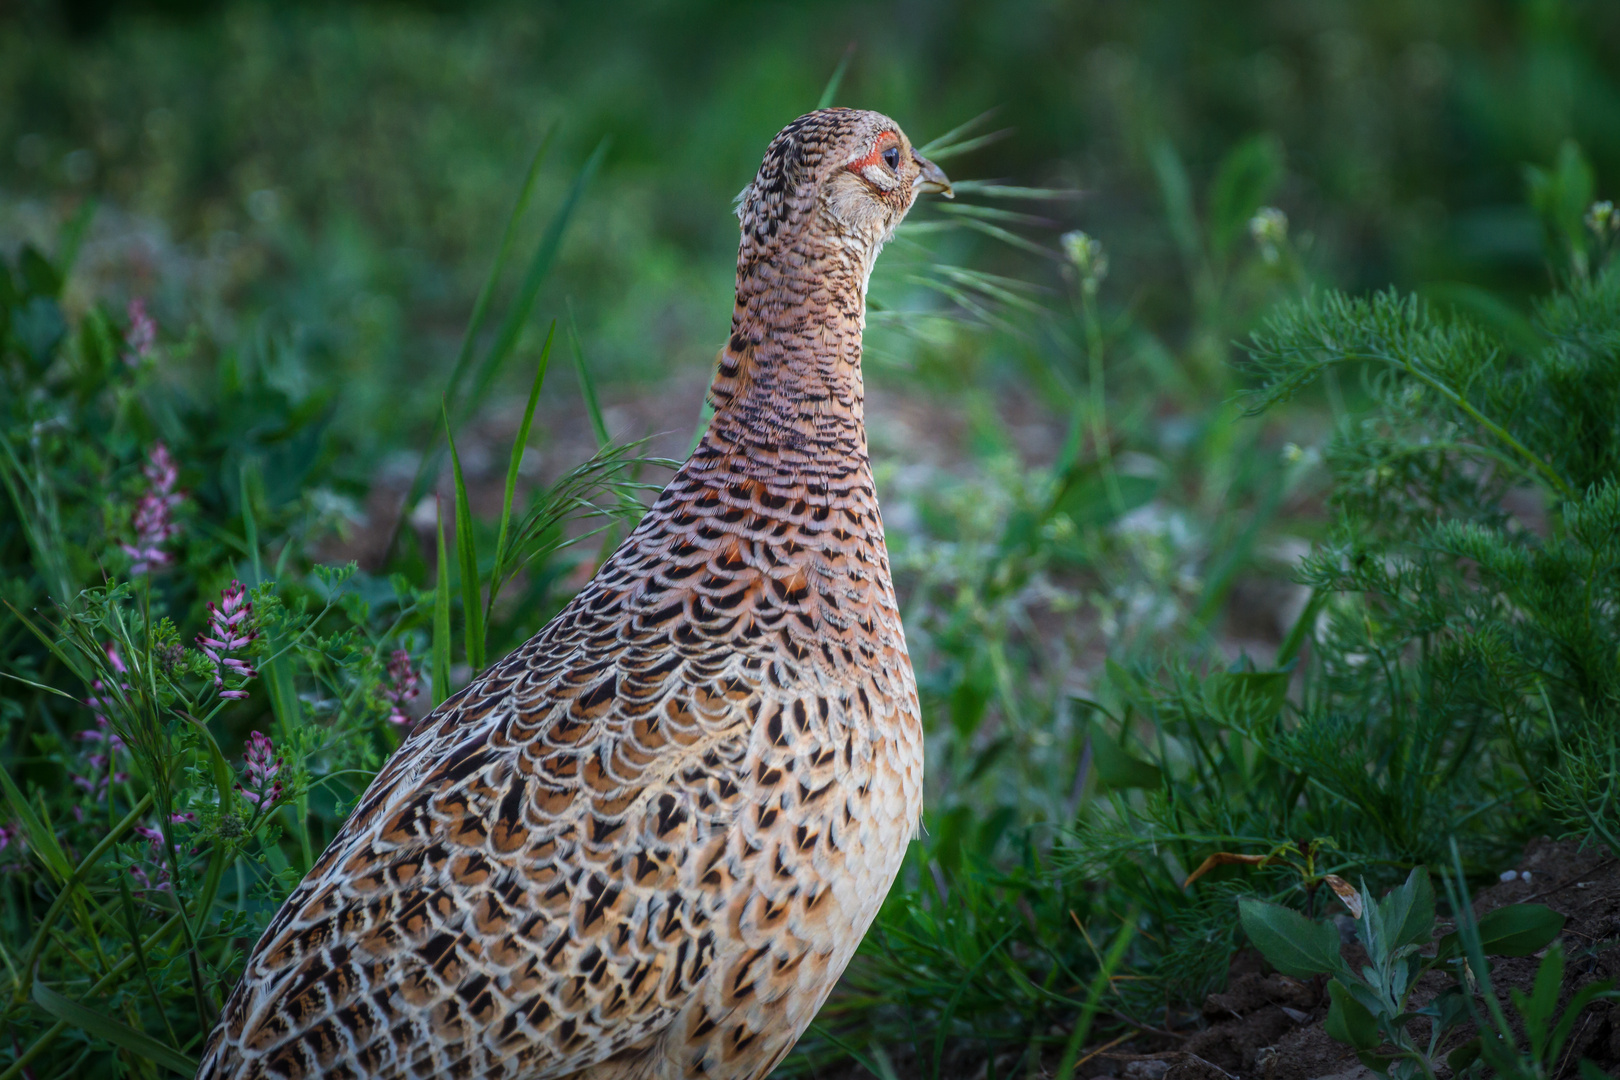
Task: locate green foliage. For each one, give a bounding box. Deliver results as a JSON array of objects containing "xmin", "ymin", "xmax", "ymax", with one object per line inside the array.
[
  {"xmin": 1242, "ymin": 867, "xmax": 1571, "ymax": 1079},
  {"xmin": 0, "ymin": 225, "xmax": 655, "ymax": 1076},
  {"xmin": 1439, "ymin": 850, "xmax": 1620, "ymax": 1080}
]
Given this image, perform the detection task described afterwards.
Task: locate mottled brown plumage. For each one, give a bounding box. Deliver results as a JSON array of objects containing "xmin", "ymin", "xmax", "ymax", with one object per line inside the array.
[{"xmin": 197, "ymin": 108, "xmax": 951, "ymax": 1080}]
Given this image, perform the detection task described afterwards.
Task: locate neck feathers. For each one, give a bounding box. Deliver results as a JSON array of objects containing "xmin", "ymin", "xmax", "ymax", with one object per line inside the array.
[{"xmin": 701, "ymin": 203, "xmax": 874, "ymax": 476}]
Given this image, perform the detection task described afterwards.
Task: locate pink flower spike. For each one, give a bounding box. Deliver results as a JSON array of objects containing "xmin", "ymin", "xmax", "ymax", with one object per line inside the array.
[
  {"xmin": 238, "ymin": 731, "xmax": 285, "ymax": 808},
  {"xmin": 198, "ymin": 580, "xmax": 258, "ymax": 697},
  {"xmin": 125, "ymin": 443, "xmax": 182, "ymax": 574},
  {"xmin": 382, "ymin": 648, "xmax": 422, "ymax": 729},
  {"xmin": 124, "ymin": 298, "xmax": 156, "ymax": 364}
]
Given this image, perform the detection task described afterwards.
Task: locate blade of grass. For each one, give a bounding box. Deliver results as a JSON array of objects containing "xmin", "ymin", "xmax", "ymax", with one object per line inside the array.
[
  {"xmin": 1149, "ymin": 139, "xmax": 1204, "ymax": 275},
  {"xmin": 432, "ymin": 499, "xmax": 453, "ymax": 706},
  {"xmin": 919, "ymin": 128, "xmax": 1013, "ymax": 163},
  {"xmin": 391, "ymin": 130, "xmax": 601, "ymax": 551},
  {"xmin": 918, "ymin": 109, "xmax": 1000, "ymax": 157},
  {"xmin": 0, "ymin": 757, "xmax": 74, "ymax": 882},
  {"xmin": 394, "ymin": 125, "xmax": 555, "ymax": 527},
  {"xmin": 567, "ymin": 300, "xmax": 610, "ymax": 449},
  {"xmin": 114, "ymin": 875, "xmax": 179, "ymax": 1048},
  {"xmin": 240, "ymin": 462, "xmax": 263, "ymax": 586},
  {"xmin": 805, "ymin": 1024, "xmax": 896, "ymax": 1080},
  {"xmin": 816, "ymin": 43, "xmax": 856, "ymax": 110},
  {"xmin": 938, "ymin": 201, "xmax": 1055, "ymax": 227},
  {"xmin": 443, "ymin": 408, "xmax": 485, "ymax": 674},
  {"xmin": 948, "ymin": 180, "xmax": 1083, "ymax": 200},
  {"xmin": 12, "ymin": 792, "xmax": 154, "ymax": 1008},
  {"xmin": 56, "ymin": 197, "xmax": 98, "ymax": 279},
  {"xmin": 0, "ymin": 598, "xmax": 88, "ymax": 683},
  {"xmin": 0, "ymin": 434, "xmax": 73, "ymax": 605},
  {"xmin": 1054, "ymin": 916, "xmax": 1136, "ymax": 1078},
  {"xmin": 931, "ymin": 926, "xmax": 1018, "ymax": 1080},
  {"xmin": 0, "ymin": 914, "xmax": 183, "ymax": 1080},
  {"xmin": 443, "ymin": 125, "xmax": 556, "ymax": 435},
  {"xmin": 462, "ymin": 137, "xmax": 610, "ymax": 422},
  {"xmin": 952, "ymin": 216, "xmax": 1061, "ymax": 260},
  {"xmin": 485, "ymin": 322, "xmax": 556, "ymax": 629},
  {"xmin": 32, "ymin": 983, "xmax": 197, "ymax": 1076}
]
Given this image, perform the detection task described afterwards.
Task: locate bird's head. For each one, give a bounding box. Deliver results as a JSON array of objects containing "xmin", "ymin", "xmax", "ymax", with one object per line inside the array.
[{"xmin": 736, "ymin": 108, "xmax": 952, "ymax": 265}]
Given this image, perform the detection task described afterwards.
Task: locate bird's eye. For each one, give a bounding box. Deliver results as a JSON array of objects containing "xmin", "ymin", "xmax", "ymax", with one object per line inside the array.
[{"xmin": 882, "ymin": 146, "xmax": 901, "ymax": 172}]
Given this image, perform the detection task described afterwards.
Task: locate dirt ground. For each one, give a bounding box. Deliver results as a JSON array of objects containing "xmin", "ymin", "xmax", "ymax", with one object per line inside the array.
[{"xmin": 1084, "ymin": 839, "xmax": 1620, "ymax": 1080}]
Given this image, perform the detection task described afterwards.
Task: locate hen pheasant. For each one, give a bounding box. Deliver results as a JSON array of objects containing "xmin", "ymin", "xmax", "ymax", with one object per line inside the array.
[{"xmin": 198, "ymin": 107, "xmax": 952, "ymax": 1080}]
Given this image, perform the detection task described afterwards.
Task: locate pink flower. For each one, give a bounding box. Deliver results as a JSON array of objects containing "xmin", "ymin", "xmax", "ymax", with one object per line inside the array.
[
  {"xmin": 74, "ymin": 650, "xmax": 133, "ymax": 802},
  {"xmin": 84, "ymin": 645, "xmax": 130, "ymax": 734},
  {"xmin": 0, "ymin": 823, "xmax": 17, "ymax": 853},
  {"xmin": 70, "ymin": 766, "xmax": 128, "ymax": 800},
  {"xmin": 76, "ymin": 716, "xmax": 126, "ymax": 751},
  {"xmin": 381, "ymin": 648, "xmax": 422, "ymax": 729},
  {"xmin": 197, "ymin": 580, "xmax": 258, "ymax": 699},
  {"xmin": 129, "ymin": 862, "xmax": 169, "ymax": 893},
  {"xmin": 236, "ymin": 730, "xmax": 284, "ymax": 808},
  {"xmin": 122, "ymin": 443, "xmax": 182, "ymax": 574},
  {"xmin": 124, "ymin": 298, "xmax": 156, "ymax": 365}
]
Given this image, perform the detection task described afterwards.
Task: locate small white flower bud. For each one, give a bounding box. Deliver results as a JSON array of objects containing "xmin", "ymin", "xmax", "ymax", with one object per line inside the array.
[
  {"xmin": 1587, "ymin": 200, "xmax": 1617, "ymax": 242},
  {"xmin": 1250, "ymin": 207, "xmax": 1289, "ymax": 265},
  {"xmin": 1061, "ymin": 230, "xmax": 1109, "ymax": 294}
]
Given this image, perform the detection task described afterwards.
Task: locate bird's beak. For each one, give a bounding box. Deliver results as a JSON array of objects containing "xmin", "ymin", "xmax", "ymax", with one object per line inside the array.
[{"xmin": 913, "ymin": 153, "xmax": 954, "ymax": 199}]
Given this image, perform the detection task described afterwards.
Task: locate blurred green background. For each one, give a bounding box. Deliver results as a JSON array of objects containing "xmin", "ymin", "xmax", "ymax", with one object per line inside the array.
[{"xmin": 7, "ymin": 0, "xmax": 1619, "ymax": 422}]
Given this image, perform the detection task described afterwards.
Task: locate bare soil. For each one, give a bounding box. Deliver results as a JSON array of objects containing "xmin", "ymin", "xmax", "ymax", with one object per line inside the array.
[{"xmin": 1085, "ymin": 839, "xmax": 1620, "ymax": 1080}]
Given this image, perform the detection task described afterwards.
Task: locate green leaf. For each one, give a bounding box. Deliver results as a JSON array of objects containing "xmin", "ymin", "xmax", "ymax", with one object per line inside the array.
[
  {"xmin": 1514, "ymin": 941, "xmax": 1564, "ymax": 1050},
  {"xmin": 1550, "ymin": 979, "xmax": 1619, "ymax": 1065},
  {"xmin": 1087, "ymin": 720, "xmax": 1163, "ymax": 791},
  {"xmin": 181, "ymin": 713, "xmax": 239, "ymax": 816},
  {"xmin": 1049, "ymin": 466, "xmax": 1158, "ymax": 531},
  {"xmin": 1355, "ymin": 1052, "xmax": 1394, "ymax": 1079},
  {"xmin": 32, "ymin": 982, "xmax": 197, "ymax": 1076},
  {"xmin": 1204, "ymin": 670, "xmax": 1291, "ymax": 726},
  {"xmin": 1446, "ymin": 1038, "xmax": 1481, "ymax": 1075},
  {"xmin": 442, "ymin": 125, "xmax": 556, "ymax": 432},
  {"xmin": 1325, "ymin": 979, "xmax": 1380, "ymax": 1051},
  {"xmin": 567, "ymin": 304, "xmax": 610, "ymax": 449},
  {"xmin": 1474, "ymin": 903, "xmax": 1565, "ymax": 956},
  {"xmin": 1238, "ymin": 898, "xmax": 1344, "ymax": 978},
  {"xmin": 1525, "ymin": 139, "xmax": 1594, "ymax": 263},
  {"xmin": 487, "ymin": 322, "xmax": 555, "ymax": 628},
  {"xmin": 19, "ymin": 243, "xmax": 62, "ymax": 297},
  {"xmin": 1375, "ymin": 867, "xmax": 1435, "ymax": 951},
  {"xmin": 393, "ymin": 130, "xmax": 600, "ymax": 551},
  {"xmin": 467, "ymin": 137, "xmax": 609, "ymax": 416},
  {"xmin": 1150, "ymin": 141, "xmax": 1201, "ymax": 270},
  {"xmin": 0, "ymin": 761, "xmax": 72, "ymax": 883},
  {"xmin": 815, "ymin": 44, "xmax": 854, "ymax": 110},
  {"xmin": 1208, "ymin": 133, "xmax": 1285, "ymax": 258},
  {"xmin": 444, "ymin": 411, "xmax": 485, "ymax": 674},
  {"xmin": 432, "ymin": 499, "xmax": 454, "ymax": 706}
]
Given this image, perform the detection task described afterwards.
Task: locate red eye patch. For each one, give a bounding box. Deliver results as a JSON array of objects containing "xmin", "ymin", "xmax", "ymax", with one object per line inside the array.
[{"xmin": 847, "ymin": 131, "xmax": 901, "ymax": 173}]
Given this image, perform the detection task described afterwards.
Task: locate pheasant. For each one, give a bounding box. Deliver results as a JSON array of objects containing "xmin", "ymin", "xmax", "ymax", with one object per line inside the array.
[{"xmin": 197, "ymin": 107, "xmax": 952, "ymax": 1080}]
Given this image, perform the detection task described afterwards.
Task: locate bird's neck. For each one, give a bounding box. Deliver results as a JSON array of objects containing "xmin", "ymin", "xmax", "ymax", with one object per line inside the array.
[{"xmin": 696, "ymin": 225, "xmax": 875, "ymax": 484}]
